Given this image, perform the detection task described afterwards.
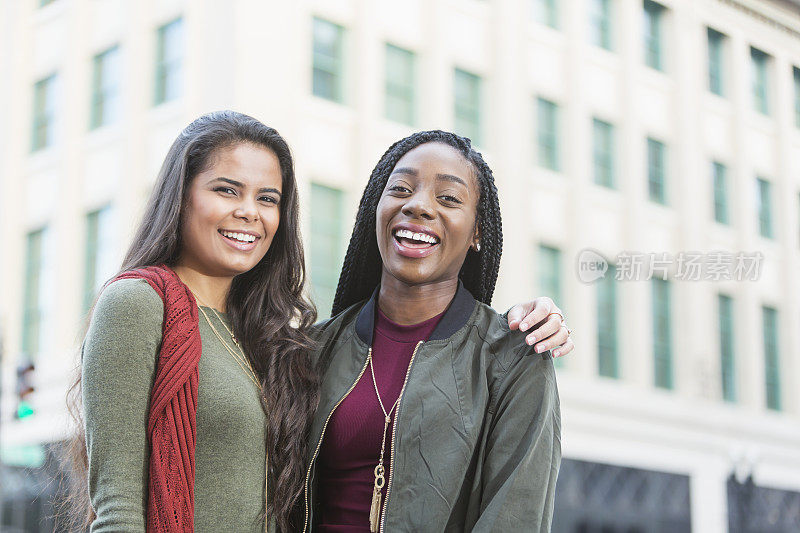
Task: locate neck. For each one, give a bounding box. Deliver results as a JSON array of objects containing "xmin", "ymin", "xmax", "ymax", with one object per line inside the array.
[
  {"xmin": 172, "ymin": 264, "xmax": 234, "ymax": 312},
  {"xmin": 377, "ymin": 273, "xmax": 458, "ymax": 325}
]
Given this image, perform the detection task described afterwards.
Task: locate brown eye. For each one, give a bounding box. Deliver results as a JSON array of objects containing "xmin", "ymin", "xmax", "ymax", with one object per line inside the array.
[{"xmin": 439, "ymin": 194, "xmax": 462, "ymax": 204}]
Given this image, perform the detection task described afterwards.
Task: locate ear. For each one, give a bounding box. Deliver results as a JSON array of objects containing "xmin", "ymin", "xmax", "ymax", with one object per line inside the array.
[{"xmin": 471, "ymin": 226, "xmax": 481, "ymax": 252}]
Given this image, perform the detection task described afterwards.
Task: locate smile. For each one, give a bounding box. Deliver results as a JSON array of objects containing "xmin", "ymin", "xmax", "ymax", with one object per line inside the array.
[
  {"xmin": 392, "ymin": 226, "xmax": 440, "ymax": 258},
  {"xmin": 219, "ymin": 229, "xmax": 260, "ymax": 251}
]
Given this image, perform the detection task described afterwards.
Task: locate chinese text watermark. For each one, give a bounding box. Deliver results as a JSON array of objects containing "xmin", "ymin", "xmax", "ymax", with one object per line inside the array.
[{"xmin": 576, "ymin": 249, "xmax": 763, "ymax": 283}]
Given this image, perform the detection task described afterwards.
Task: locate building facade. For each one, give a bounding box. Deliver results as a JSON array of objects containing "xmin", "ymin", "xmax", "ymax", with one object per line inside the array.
[{"xmin": 1, "ymin": 0, "xmax": 799, "ymax": 531}]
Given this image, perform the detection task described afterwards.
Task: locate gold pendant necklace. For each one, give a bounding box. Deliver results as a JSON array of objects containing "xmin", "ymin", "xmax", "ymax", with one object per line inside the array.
[
  {"xmin": 187, "ymin": 290, "xmax": 267, "ymax": 529},
  {"xmin": 367, "ymin": 348, "xmax": 404, "ymax": 533}
]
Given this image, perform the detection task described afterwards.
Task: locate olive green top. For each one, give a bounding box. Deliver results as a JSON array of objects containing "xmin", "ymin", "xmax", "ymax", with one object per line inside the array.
[{"xmin": 82, "ymin": 278, "xmax": 267, "ymax": 532}]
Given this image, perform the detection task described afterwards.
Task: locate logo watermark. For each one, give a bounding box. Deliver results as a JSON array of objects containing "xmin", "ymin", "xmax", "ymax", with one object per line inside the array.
[{"xmin": 576, "ymin": 249, "xmax": 763, "ymax": 283}]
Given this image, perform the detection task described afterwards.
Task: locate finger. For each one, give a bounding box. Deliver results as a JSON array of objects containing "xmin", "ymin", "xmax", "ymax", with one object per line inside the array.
[
  {"xmin": 524, "ymin": 312, "xmax": 561, "ymax": 346},
  {"xmin": 552, "ymin": 337, "xmax": 574, "ymax": 358},
  {"xmin": 533, "ymin": 323, "xmax": 569, "ymax": 353},
  {"xmin": 519, "ymin": 297, "xmax": 555, "ymax": 332},
  {"xmin": 507, "ymin": 302, "xmax": 534, "ymax": 330}
]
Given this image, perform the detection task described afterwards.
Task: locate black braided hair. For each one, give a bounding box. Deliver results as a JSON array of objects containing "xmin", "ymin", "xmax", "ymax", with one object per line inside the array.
[{"xmin": 331, "ymin": 130, "xmax": 503, "ymax": 315}]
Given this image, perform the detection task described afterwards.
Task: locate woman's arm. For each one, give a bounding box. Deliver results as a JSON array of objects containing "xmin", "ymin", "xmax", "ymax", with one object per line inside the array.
[
  {"xmin": 82, "ymin": 278, "xmax": 164, "ymax": 532},
  {"xmin": 473, "ymin": 349, "xmax": 561, "ymax": 532},
  {"xmin": 507, "ymin": 297, "xmax": 574, "ymax": 358}
]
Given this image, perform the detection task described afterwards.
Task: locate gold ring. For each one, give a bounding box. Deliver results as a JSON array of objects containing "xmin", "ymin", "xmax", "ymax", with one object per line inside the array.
[{"xmin": 547, "ymin": 311, "xmax": 564, "ymax": 323}]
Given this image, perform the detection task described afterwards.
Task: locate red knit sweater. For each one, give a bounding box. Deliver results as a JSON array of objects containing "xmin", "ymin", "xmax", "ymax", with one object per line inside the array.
[{"xmin": 112, "ymin": 265, "xmax": 201, "ymax": 532}]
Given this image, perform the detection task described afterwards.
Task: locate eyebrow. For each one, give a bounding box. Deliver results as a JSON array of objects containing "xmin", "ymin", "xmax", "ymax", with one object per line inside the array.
[
  {"xmin": 390, "ymin": 167, "xmax": 468, "ymax": 187},
  {"xmin": 211, "ymin": 177, "xmax": 282, "ymax": 196}
]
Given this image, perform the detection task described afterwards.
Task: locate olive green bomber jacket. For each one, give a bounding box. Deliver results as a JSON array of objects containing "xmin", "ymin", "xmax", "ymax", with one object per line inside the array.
[{"xmin": 304, "ymin": 284, "xmax": 562, "ymax": 532}]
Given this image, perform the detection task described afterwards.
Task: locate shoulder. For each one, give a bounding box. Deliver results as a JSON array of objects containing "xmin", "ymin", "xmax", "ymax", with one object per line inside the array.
[
  {"xmin": 90, "ymin": 278, "xmax": 164, "ymax": 333},
  {"xmin": 310, "ymin": 300, "xmax": 363, "ymax": 342},
  {"xmin": 308, "ymin": 300, "xmax": 364, "ymax": 366},
  {"xmin": 471, "ymin": 302, "xmax": 555, "ymax": 381},
  {"xmin": 83, "ymin": 279, "xmax": 165, "ymax": 376}
]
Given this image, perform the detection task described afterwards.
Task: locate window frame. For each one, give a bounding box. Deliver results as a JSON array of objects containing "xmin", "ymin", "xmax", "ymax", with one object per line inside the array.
[
  {"xmin": 312, "ymin": 17, "xmax": 346, "ymax": 103},
  {"xmin": 384, "ymin": 43, "xmax": 416, "ymax": 126},
  {"xmin": 154, "ymin": 18, "xmax": 184, "ymax": 106}
]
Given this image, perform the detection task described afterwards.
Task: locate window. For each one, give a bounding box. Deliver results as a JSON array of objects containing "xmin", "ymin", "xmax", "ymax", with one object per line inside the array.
[
  {"xmin": 84, "ymin": 207, "xmax": 117, "ymax": 312},
  {"xmin": 762, "ymin": 306, "xmax": 780, "ymax": 410},
  {"xmin": 31, "ymin": 74, "xmax": 56, "ymax": 152},
  {"xmin": 385, "ymin": 44, "xmax": 415, "ymax": 126},
  {"xmin": 707, "ymin": 28, "xmax": 725, "ymax": 96},
  {"xmin": 643, "ymin": 1, "xmax": 665, "ymax": 71},
  {"xmin": 538, "ymin": 245, "xmax": 562, "ymax": 305},
  {"xmin": 652, "ymin": 278, "xmax": 672, "ymax": 389},
  {"xmin": 597, "ymin": 264, "xmax": 618, "ymax": 378},
  {"xmin": 647, "ymin": 138, "xmax": 666, "ymax": 204},
  {"xmin": 718, "ymin": 294, "xmax": 735, "ymax": 402},
  {"xmin": 22, "ymin": 229, "xmax": 48, "ymax": 359},
  {"xmin": 154, "ymin": 18, "xmax": 184, "ymax": 105},
  {"xmin": 712, "ymin": 162, "xmax": 729, "ymax": 225},
  {"xmin": 756, "ymin": 177, "xmax": 773, "ymax": 238},
  {"xmin": 312, "ymin": 17, "xmax": 345, "ymax": 103},
  {"xmin": 794, "ymin": 67, "xmax": 800, "ymax": 128},
  {"xmin": 310, "ymin": 184, "xmax": 345, "ymax": 318},
  {"xmin": 751, "ymin": 47, "xmax": 770, "ymax": 115},
  {"xmin": 593, "ymin": 118, "xmax": 615, "ymax": 188},
  {"xmin": 532, "ymin": 0, "xmax": 558, "ymax": 29},
  {"xmin": 539, "ymin": 244, "xmax": 562, "ymax": 366},
  {"xmin": 454, "ymin": 68, "xmax": 482, "ymax": 145},
  {"xmin": 90, "ymin": 46, "xmax": 121, "ymax": 129},
  {"xmin": 536, "ymin": 97, "xmax": 560, "ymax": 171},
  {"xmin": 589, "ymin": 0, "xmax": 613, "ymax": 50}
]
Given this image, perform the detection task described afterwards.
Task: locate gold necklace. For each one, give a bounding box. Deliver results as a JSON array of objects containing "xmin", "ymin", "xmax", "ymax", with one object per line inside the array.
[
  {"xmin": 191, "ymin": 293, "xmax": 261, "ymax": 389},
  {"xmin": 367, "ymin": 347, "xmax": 409, "ymax": 533},
  {"xmin": 189, "ymin": 293, "xmax": 268, "ymax": 531}
]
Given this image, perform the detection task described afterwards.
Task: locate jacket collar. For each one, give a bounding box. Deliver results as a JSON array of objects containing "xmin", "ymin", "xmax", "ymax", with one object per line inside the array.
[{"xmin": 355, "ymin": 281, "xmax": 477, "ymax": 345}]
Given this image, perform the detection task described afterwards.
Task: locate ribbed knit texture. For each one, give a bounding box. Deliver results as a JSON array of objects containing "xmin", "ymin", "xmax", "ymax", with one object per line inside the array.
[{"xmin": 112, "ymin": 265, "xmax": 201, "ymax": 533}]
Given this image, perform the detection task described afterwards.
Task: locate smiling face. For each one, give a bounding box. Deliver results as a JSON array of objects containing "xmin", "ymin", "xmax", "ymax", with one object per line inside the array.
[
  {"xmin": 376, "ymin": 142, "xmax": 480, "ymax": 288},
  {"xmin": 177, "ymin": 142, "xmax": 283, "ymax": 278}
]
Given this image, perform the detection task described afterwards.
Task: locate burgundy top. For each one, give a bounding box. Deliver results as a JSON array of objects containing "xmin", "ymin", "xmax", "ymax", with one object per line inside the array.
[{"xmin": 316, "ymin": 307, "xmax": 445, "ymax": 532}]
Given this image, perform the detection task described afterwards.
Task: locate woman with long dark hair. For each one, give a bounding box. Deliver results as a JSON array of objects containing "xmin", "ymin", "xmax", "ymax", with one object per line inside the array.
[
  {"xmin": 68, "ymin": 113, "xmax": 570, "ymax": 532},
  {"xmin": 305, "ymin": 130, "xmax": 562, "ymax": 532},
  {"xmin": 68, "ymin": 111, "xmax": 318, "ymax": 532}
]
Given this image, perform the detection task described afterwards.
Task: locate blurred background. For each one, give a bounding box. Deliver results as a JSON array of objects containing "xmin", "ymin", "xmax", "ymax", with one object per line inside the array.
[{"xmin": 1, "ymin": 0, "xmax": 799, "ymax": 531}]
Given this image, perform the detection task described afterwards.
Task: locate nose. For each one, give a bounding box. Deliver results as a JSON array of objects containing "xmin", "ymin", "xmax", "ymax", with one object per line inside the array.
[
  {"xmin": 401, "ymin": 191, "xmax": 435, "ymax": 220},
  {"xmin": 233, "ymin": 197, "xmax": 259, "ymax": 223}
]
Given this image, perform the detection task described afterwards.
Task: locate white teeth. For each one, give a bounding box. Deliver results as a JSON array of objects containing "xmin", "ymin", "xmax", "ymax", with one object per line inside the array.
[
  {"xmin": 393, "ymin": 228, "xmax": 438, "ymax": 244},
  {"xmin": 222, "ymin": 231, "xmax": 256, "ymax": 243}
]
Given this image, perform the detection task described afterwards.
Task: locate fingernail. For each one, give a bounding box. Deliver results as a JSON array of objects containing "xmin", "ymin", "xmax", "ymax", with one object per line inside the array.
[
  {"xmin": 520, "ymin": 322, "xmax": 528, "ymax": 331},
  {"xmin": 553, "ymin": 350, "xmax": 560, "ymax": 357},
  {"xmin": 536, "ymin": 344, "xmax": 545, "ymax": 353}
]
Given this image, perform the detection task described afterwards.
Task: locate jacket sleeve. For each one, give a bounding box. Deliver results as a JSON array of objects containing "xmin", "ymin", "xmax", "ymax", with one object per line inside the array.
[
  {"xmin": 82, "ymin": 278, "xmax": 163, "ymax": 532},
  {"xmin": 472, "ymin": 347, "xmax": 562, "ymax": 532}
]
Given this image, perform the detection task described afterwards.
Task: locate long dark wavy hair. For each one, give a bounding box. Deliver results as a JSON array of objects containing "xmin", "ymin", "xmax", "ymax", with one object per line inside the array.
[
  {"xmin": 65, "ymin": 110, "xmax": 318, "ymax": 532},
  {"xmin": 331, "ymin": 130, "xmax": 503, "ymax": 315}
]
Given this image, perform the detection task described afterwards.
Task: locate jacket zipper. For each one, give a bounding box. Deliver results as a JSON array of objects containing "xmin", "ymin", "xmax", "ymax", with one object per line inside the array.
[
  {"xmin": 302, "ymin": 348, "xmax": 372, "ymax": 533},
  {"xmin": 379, "ymin": 341, "xmax": 423, "ymax": 533}
]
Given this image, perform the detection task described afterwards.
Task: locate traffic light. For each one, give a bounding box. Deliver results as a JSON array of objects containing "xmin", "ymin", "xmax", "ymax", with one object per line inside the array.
[{"xmin": 15, "ymin": 361, "xmax": 35, "ymax": 420}]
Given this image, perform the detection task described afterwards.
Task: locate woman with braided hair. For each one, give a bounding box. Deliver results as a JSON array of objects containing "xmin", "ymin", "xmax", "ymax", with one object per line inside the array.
[{"xmin": 304, "ymin": 130, "xmax": 562, "ymax": 532}]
